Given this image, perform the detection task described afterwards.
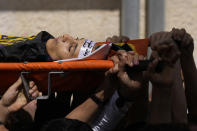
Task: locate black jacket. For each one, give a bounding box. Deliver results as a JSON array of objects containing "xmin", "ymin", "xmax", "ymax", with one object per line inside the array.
[{"xmin": 0, "ymin": 31, "xmax": 53, "ymax": 62}]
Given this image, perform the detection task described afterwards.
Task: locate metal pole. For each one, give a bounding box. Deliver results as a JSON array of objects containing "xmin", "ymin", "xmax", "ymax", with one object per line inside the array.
[
  {"xmin": 145, "ymin": 0, "xmax": 165, "ymax": 37},
  {"xmin": 121, "ymin": 0, "xmax": 140, "ymax": 39}
]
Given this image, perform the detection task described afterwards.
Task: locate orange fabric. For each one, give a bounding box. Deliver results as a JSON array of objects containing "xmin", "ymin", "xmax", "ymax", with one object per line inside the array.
[
  {"xmin": 0, "ymin": 60, "xmax": 113, "ymax": 71},
  {"xmin": 127, "ymin": 39, "xmax": 149, "ymax": 56},
  {"xmin": 0, "ymin": 39, "xmax": 149, "ymax": 94},
  {"xmin": 0, "ymin": 60, "xmax": 112, "ymax": 94}
]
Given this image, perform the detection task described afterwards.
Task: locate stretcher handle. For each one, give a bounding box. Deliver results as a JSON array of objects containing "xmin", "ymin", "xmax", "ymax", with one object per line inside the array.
[{"xmin": 21, "ymin": 71, "xmax": 67, "ymax": 100}]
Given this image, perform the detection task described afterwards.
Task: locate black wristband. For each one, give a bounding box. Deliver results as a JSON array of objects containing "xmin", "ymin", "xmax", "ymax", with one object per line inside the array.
[{"xmin": 90, "ymin": 94, "xmax": 105, "ymax": 106}]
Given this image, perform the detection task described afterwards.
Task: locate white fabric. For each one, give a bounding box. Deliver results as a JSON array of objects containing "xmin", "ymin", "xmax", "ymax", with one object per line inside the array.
[
  {"xmin": 54, "ymin": 41, "xmax": 112, "ymax": 62},
  {"xmin": 78, "ymin": 40, "xmax": 96, "ymax": 58}
]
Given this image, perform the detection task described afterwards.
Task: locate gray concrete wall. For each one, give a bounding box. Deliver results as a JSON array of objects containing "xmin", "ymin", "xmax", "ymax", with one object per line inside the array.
[
  {"xmin": 0, "ymin": 0, "xmax": 120, "ymax": 41},
  {"xmin": 165, "ymin": 0, "xmax": 197, "ymax": 63}
]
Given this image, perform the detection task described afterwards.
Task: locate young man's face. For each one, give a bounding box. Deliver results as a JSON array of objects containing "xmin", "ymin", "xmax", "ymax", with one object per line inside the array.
[{"xmin": 47, "ymin": 34, "xmax": 99, "ymax": 60}]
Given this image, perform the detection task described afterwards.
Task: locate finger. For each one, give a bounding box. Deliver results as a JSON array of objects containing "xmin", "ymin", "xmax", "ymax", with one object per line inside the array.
[
  {"xmin": 150, "ymin": 51, "xmax": 160, "ymax": 60},
  {"xmin": 29, "ymin": 85, "xmax": 38, "ymax": 95},
  {"xmin": 160, "ymin": 32, "xmax": 170, "ymax": 42},
  {"xmin": 118, "ymin": 71, "xmax": 141, "ymax": 89},
  {"xmin": 109, "ymin": 55, "xmax": 120, "ymax": 74},
  {"xmin": 9, "ymin": 77, "xmax": 22, "ymax": 92},
  {"xmin": 180, "ymin": 28, "xmax": 186, "ymax": 39},
  {"xmin": 156, "ymin": 44, "xmax": 169, "ymax": 53},
  {"xmin": 156, "ymin": 31, "xmax": 165, "ymax": 41},
  {"xmin": 29, "ymin": 81, "xmax": 35, "ymax": 88},
  {"xmin": 182, "ymin": 33, "xmax": 193, "ymax": 47},
  {"xmin": 149, "ymin": 35, "xmax": 157, "ymax": 50},
  {"xmin": 39, "ymin": 92, "xmax": 43, "ymax": 97},
  {"xmin": 139, "ymin": 55, "xmax": 145, "ymax": 61},
  {"xmin": 171, "ymin": 47, "xmax": 181, "ymax": 64},
  {"xmin": 127, "ymin": 53, "xmax": 134, "ymax": 67},
  {"xmin": 106, "ymin": 37, "xmax": 112, "ymax": 42},
  {"xmin": 133, "ymin": 54, "xmax": 139, "ymax": 65},
  {"xmin": 31, "ymin": 90, "xmax": 39, "ymax": 98},
  {"xmin": 117, "ymin": 50, "xmax": 128, "ymax": 60},
  {"xmin": 185, "ymin": 34, "xmax": 193, "ymax": 47},
  {"xmin": 121, "ymin": 36, "xmax": 129, "ymax": 43},
  {"xmin": 148, "ymin": 58, "xmax": 159, "ymax": 73},
  {"xmin": 117, "ymin": 50, "xmax": 128, "ymax": 70},
  {"xmin": 127, "ymin": 51, "xmax": 135, "ymax": 55},
  {"xmin": 112, "ymin": 36, "xmax": 119, "ymax": 43}
]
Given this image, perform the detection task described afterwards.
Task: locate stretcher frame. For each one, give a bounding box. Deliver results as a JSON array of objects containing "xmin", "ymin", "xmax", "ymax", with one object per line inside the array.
[{"xmin": 0, "ymin": 39, "xmax": 149, "ymax": 100}]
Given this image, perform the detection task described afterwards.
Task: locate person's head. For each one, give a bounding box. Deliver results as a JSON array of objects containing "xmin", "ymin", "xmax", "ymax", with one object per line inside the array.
[
  {"xmin": 41, "ymin": 118, "xmax": 93, "ymax": 131},
  {"xmin": 46, "ymin": 34, "xmax": 100, "ymax": 60},
  {"xmin": 4, "ymin": 108, "xmax": 34, "ymax": 131}
]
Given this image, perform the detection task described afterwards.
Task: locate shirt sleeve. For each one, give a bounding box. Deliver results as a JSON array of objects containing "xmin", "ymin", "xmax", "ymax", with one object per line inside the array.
[{"xmin": 91, "ymin": 91, "xmax": 132, "ymax": 131}]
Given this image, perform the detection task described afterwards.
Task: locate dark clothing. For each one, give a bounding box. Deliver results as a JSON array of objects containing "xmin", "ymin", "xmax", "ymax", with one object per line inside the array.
[
  {"xmin": 41, "ymin": 118, "xmax": 93, "ymax": 131},
  {"xmin": 124, "ymin": 123, "xmax": 190, "ymax": 131},
  {"xmin": 0, "ymin": 31, "xmax": 53, "ymax": 62}
]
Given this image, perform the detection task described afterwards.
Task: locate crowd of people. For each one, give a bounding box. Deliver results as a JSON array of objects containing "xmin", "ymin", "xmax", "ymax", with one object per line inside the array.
[{"xmin": 0, "ymin": 28, "xmax": 197, "ymax": 131}]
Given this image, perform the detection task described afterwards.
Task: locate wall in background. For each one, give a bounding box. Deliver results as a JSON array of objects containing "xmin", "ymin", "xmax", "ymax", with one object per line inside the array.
[
  {"xmin": 0, "ymin": 0, "xmax": 197, "ymax": 60},
  {"xmin": 0, "ymin": 0, "xmax": 120, "ymax": 41}
]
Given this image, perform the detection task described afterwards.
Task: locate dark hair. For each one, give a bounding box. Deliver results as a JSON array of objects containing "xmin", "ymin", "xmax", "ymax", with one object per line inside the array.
[
  {"xmin": 5, "ymin": 108, "xmax": 34, "ymax": 131},
  {"xmin": 41, "ymin": 118, "xmax": 93, "ymax": 131}
]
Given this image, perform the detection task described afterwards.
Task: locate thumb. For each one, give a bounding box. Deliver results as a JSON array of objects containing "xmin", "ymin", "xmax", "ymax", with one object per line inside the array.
[{"xmin": 9, "ymin": 77, "xmax": 22, "ymax": 92}]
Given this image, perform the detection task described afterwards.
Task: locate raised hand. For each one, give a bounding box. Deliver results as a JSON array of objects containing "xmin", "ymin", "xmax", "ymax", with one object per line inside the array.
[
  {"xmin": 106, "ymin": 35, "xmax": 129, "ymax": 43},
  {"xmin": 171, "ymin": 28, "xmax": 194, "ymax": 57},
  {"xmin": 1, "ymin": 77, "xmax": 41, "ymax": 112},
  {"xmin": 143, "ymin": 57, "xmax": 176, "ymax": 88},
  {"xmin": 107, "ymin": 50, "xmax": 146, "ymax": 101},
  {"xmin": 149, "ymin": 31, "xmax": 180, "ymax": 65}
]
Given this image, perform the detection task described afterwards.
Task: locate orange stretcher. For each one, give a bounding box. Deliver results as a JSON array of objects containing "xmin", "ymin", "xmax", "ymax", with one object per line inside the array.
[{"xmin": 0, "ymin": 39, "xmax": 149, "ymax": 99}]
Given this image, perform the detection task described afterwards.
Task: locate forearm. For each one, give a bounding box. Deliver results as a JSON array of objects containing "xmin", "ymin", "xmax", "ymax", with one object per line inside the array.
[
  {"xmin": 66, "ymin": 91, "xmax": 104, "ymax": 123},
  {"xmin": 0, "ymin": 101, "xmax": 9, "ymax": 123},
  {"xmin": 181, "ymin": 55, "xmax": 197, "ymax": 116},
  {"xmin": 0, "ymin": 125, "xmax": 8, "ymax": 131},
  {"xmin": 148, "ymin": 86, "xmax": 172, "ymax": 124},
  {"xmin": 171, "ymin": 61, "xmax": 187, "ymax": 124}
]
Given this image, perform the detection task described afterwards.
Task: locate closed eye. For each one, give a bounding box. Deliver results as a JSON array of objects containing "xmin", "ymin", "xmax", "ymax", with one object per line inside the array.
[{"xmin": 68, "ymin": 46, "xmax": 72, "ymax": 52}]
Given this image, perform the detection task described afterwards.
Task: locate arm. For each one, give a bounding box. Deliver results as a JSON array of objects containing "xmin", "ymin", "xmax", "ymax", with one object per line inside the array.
[
  {"xmin": 66, "ymin": 73, "xmax": 116, "ymax": 123},
  {"xmin": 66, "ymin": 89, "xmax": 108, "ymax": 123},
  {"xmin": 149, "ymin": 31, "xmax": 188, "ymax": 124},
  {"xmin": 0, "ymin": 125, "xmax": 8, "ymax": 131},
  {"xmin": 172, "ymin": 28, "xmax": 197, "ymax": 117},
  {"xmin": 144, "ymin": 58, "xmax": 174, "ymax": 124},
  {"xmin": 0, "ymin": 77, "xmax": 40, "ymax": 123},
  {"xmin": 91, "ymin": 51, "xmax": 147, "ymax": 131},
  {"xmin": 65, "ymin": 36, "xmax": 130, "ymax": 123},
  {"xmin": 171, "ymin": 60, "xmax": 188, "ymax": 124}
]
